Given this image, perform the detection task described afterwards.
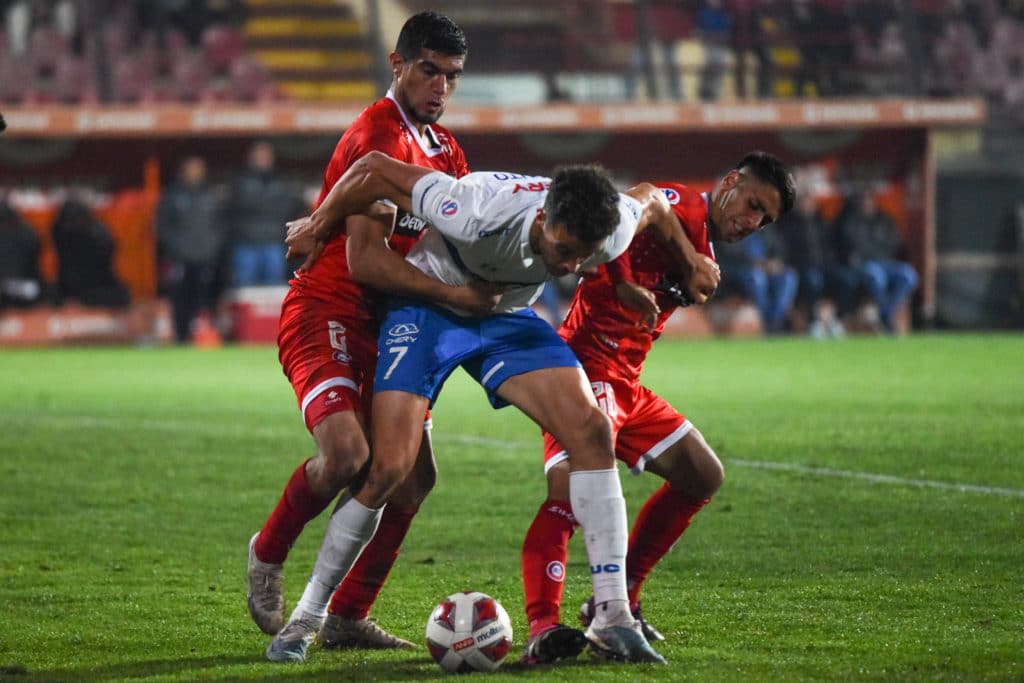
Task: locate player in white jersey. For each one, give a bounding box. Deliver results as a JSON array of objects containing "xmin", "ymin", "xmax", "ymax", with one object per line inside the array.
[{"xmin": 274, "ymin": 151, "xmax": 720, "ymax": 664}]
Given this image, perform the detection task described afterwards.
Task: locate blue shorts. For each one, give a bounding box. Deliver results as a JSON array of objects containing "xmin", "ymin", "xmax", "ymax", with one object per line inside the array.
[{"xmin": 375, "ymin": 301, "xmax": 581, "ymax": 408}]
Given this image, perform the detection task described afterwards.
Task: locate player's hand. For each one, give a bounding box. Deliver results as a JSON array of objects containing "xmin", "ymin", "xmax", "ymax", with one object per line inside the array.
[
  {"xmin": 448, "ymin": 280, "xmax": 503, "ymax": 317},
  {"xmin": 285, "ymin": 216, "xmax": 318, "ymax": 258},
  {"xmin": 685, "ymin": 256, "xmax": 720, "ymax": 304},
  {"xmin": 614, "ymin": 281, "xmax": 660, "ymax": 331}
]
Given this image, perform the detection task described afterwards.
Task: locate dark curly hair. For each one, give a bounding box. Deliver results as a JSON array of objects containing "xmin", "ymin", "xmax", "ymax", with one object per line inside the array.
[
  {"xmin": 395, "ymin": 11, "xmax": 467, "ymax": 59},
  {"xmin": 544, "ymin": 165, "xmax": 621, "ymax": 244}
]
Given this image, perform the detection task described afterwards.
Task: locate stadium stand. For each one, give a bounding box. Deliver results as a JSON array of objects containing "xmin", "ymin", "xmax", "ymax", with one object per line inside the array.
[{"xmin": 0, "ymin": 0, "xmax": 1020, "ymax": 342}]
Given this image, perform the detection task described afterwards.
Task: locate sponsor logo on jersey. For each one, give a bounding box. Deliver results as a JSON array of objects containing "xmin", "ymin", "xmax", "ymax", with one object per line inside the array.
[
  {"xmin": 389, "ymin": 323, "xmax": 420, "ymax": 336},
  {"xmin": 440, "ymin": 199, "xmax": 459, "ymax": 217},
  {"xmin": 396, "ymin": 211, "xmax": 428, "ymax": 234},
  {"xmin": 661, "ymin": 187, "xmax": 681, "ymax": 205},
  {"xmin": 332, "ymin": 351, "xmax": 351, "ymax": 364},
  {"xmin": 386, "ymin": 322, "xmax": 419, "ymax": 345},
  {"xmin": 546, "ymin": 561, "xmax": 566, "ymax": 582}
]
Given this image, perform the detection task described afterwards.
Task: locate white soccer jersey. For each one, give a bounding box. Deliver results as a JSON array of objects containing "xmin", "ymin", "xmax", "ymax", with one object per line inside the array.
[{"xmin": 407, "ymin": 170, "xmax": 641, "ymax": 314}]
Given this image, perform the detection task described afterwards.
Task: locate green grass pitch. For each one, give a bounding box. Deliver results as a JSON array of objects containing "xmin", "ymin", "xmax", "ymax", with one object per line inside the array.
[{"xmin": 1, "ymin": 334, "xmax": 1022, "ymax": 682}]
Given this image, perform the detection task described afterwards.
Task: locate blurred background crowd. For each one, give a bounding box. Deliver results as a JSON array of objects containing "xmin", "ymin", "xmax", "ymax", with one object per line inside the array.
[{"xmin": 2, "ymin": 0, "xmax": 1023, "ymax": 344}]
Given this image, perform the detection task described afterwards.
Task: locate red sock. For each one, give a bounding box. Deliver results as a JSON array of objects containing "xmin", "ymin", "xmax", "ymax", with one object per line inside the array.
[
  {"xmin": 327, "ymin": 503, "xmax": 418, "ymax": 620},
  {"xmin": 254, "ymin": 459, "xmax": 333, "ymax": 564},
  {"xmin": 522, "ymin": 499, "xmax": 577, "ymax": 638},
  {"xmin": 626, "ymin": 483, "xmax": 709, "ymax": 604}
]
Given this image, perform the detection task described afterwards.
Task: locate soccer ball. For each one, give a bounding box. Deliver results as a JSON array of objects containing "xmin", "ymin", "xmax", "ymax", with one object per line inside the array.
[{"xmin": 425, "ymin": 591, "xmax": 513, "ymax": 673}]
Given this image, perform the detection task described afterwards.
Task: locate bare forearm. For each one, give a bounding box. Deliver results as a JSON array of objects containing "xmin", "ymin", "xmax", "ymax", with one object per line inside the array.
[
  {"xmin": 311, "ymin": 151, "xmax": 426, "ymax": 240},
  {"xmin": 346, "ymin": 218, "xmax": 457, "ymax": 306}
]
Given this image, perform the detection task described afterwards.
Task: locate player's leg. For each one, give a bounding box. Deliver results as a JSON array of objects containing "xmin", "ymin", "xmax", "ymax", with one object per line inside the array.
[
  {"xmin": 253, "ymin": 298, "xmax": 374, "ymax": 640},
  {"xmin": 578, "ymin": 386, "xmax": 722, "ymax": 643},
  {"xmin": 626, "ymin": 425, "xmax": 722, "ymax": 604},
  {"xmin": 268, "ymin": 301, "xmax": 460, "ymax": 662},
  {"xmin": 520, "ymin": 458, "xmax": 589, "ymax": 664},
  {"xmin": 266, "ymin": 390, "xmax": 427, "ymax": 662},
  {"xmin": 483, "ymin": 316, "xmax": 662, "ymax": 663},
  {"xmin": 320, "ymin": 421, "xmax": 436, "ymax": 650}
]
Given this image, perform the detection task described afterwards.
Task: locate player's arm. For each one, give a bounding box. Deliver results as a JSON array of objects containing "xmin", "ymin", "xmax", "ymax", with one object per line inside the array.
[
  {"xmin": 345, "ymin": 210, "xmax": 501, "ymax": 317},
  {"xmin": 288, "ymin": 151, "xmax": 430, "ymax": 249},
  {"xmin": 624, "ymin": 182, "xmax": 720, "ymax": 304},
  {"xmin": 604, "ymin": 250, "xmax": 660, "ymax": 331}
]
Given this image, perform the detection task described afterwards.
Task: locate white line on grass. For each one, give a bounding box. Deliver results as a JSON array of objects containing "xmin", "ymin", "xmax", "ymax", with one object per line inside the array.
[
  {"xmin": 8, "ymin": 413, "xmax": 1023, "ymax": 498},
  {"xmin": 433, "ymin": 434, "xmax": 1024, "ymax": 499}
]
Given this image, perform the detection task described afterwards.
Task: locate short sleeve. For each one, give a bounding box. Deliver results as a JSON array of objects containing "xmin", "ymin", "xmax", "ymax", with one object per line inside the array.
[
  {"xmin": 410, "ymin": 171, "xmax": 477, "ymax": 240},
  {"xmin": 580, "ymin": 193, "xmax": 642, "ymax": 269}
]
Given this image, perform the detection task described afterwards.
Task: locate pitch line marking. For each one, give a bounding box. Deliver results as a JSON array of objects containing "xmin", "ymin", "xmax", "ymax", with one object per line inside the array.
[
  {"xmin": 433, "ymin": 434, "xmax": 1024, "ymax": 499},
  {"xmin": 7, "ymin": 413, "xmax": 1023, "ymax": 498}
]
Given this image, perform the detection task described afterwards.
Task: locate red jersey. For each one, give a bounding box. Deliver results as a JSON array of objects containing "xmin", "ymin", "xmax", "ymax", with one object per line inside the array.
[
  {"xmin": 287, "ymin": 94, "xmax": 470, "ymax": 322},
  {"xmin": 559, "ymin": 183, "xmax": 715, "ymax": 381}
]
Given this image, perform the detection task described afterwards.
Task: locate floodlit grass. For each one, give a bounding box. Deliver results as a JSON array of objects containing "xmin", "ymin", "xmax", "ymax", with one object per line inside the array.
[{"xmin": 1, "ymin": 334, "xmax": 1022, "ymax": 682}]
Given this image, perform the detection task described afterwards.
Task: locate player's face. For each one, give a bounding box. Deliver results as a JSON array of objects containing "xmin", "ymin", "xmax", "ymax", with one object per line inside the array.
[
  {"xmin": 391, "ymin": 49, "xmax": 464, "ymax": 126},
  {"xmin": 709, "ymin": 169, "xmax": 783, "ymax": 242},
  {"xmin": 535, "ymin": 217, "xmax": 604, "ymax": 277}
]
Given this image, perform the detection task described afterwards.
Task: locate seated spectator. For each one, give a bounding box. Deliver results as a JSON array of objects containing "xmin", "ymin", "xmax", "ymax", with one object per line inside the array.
[
  {"xmin": 0, "ymin": 199, "xmax": 43, "ymax": 308},
  {"xmin": 227, "ymin": 140, "xmax": 304, "ymax": 287},
  {"xmin": 833, "ymin": 191, "xmax": 919, "ymax": 334},
  {"xmin": 716, "ymin": 224, "xmax": 799, "ymax": 334},
  {"xmin": 776, "ymin": 192, "xmax": 844, "ymax": 338},
  {"xmin": 51, "ymin": 199, "xmax": 130, "ymax": 308}
]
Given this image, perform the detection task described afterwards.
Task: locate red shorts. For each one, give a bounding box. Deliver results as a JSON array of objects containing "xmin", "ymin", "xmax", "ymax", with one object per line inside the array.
[
  {"xmin": 542, "ymin": 375, "xmax": 691, "ymax": 475},
  {"xmin": 277, "ymin": 290, "xmax": 379, "ymax": 432}
]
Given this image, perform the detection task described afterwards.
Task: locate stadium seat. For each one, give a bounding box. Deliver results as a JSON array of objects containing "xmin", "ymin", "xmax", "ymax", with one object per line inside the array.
[
  {"xmin": 201, "ymin": 24, "xmax": 244, "ymax": 73},
  {"xmin": 0, "ymin": 60, "xmax": 32, "ymax": 103},
  {"xmin": 28, "ymin": 24, "xmax": 70, "ymax": 76},
  {"xmin": 172, "ymin": 51, "xmax": 212, "ymax": 101},
  {"xmin": 229, "ymin": 56, "xmax": 280, "ymax": 101},
  {"xmin": 51, "ymin": 56, "xmax": 94, "ymax": 104},
  {"xmin": 112, "ymin": 57, "xmax": 154, "ymax": 103}
]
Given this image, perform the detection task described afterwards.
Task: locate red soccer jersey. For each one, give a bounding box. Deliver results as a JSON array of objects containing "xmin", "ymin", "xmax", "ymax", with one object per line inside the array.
[
  {"xmin": 559, "ymin": 182, "xmax": 715, "ymax": 381},
  {"xmin": 287, "ymin": 94, "xmax": 470, "ymax": 320}
]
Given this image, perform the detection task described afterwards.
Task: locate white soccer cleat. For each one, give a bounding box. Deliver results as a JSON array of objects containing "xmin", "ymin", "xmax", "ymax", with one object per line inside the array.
[
  {"xmin": 584, "ymin": 623, "xmax": 666, "ymax": 664},
  {"xmin": 265, "ymin": 611, "xmax": 325, "ymax": 662},
  {"xmin": 318, "ymin": 614, "xmax": 415, "ymax": 650},
  {"xmin": 247, "ymin": 532, "xmax": 285, "ymax": 635}
]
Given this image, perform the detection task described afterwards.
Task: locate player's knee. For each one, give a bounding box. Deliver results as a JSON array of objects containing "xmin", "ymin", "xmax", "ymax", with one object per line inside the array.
[
  {"xmin": 570, "ymin": 406, "xmax": 615, "ymax": 468},
  {"xmin": 316, "ymin": 431, "xmax": 370, "ymax": 490},
  {"xmin": 389, "ymin": 457, "xmax": 437, "ymax": 508}
]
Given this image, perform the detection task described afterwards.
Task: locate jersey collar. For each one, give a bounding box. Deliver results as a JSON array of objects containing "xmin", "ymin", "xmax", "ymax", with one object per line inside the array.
[{"xmin": 386, "ymin": 90, "xmax": 445, "ymax": 158}]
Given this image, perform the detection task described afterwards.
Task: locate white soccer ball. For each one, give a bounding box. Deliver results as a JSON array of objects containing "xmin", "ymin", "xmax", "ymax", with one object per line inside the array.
[{"xmin": 425, "ymin": 591, "xmax": 513, "ymax": 673}]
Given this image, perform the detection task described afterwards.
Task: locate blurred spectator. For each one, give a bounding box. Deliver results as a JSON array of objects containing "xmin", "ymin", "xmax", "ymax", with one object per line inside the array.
[
  {"xmin": 51, "ymin": 199, "xmax": 131, "ymax": 308},
  {"xmin": 697, "ymin": 0, "xmax": 732, "ymax": 101},
  {"xmin": 0, "ymin": 199, "xmax": 43, "ymax": 308},
  {"xmin": 777, "ymin": 193, "xmax": 844, "ymax": 338},
  {"xmin": 157, "ymin": 156, "xmax": 227, "ymax": 344},
  {"xmin": 226, "ymin": 141, "xmax": 304, "ymax": 287},
  {"xmin": 833, "ymin": 192, "xmax": 919, "ymax": 334},
  {"xmin": 716, "ymin": 224, "xmax": 799, "ymax": 334}
]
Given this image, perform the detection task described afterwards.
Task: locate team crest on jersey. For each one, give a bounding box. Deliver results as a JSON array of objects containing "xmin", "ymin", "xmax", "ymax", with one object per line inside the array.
[
  {"xmin": 661, "ymin": 187, "xmax": 681, "ymax": 205},
  {"xmin": 440, "ymin": 198, "xmax": 459, "ymax": 217}
]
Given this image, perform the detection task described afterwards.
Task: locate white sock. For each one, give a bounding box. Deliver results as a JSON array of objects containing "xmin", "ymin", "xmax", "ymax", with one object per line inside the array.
[
  {"xmin": 292, "ymin": 491, "xmax": 383, "ymax": 619},
  {"xmin": 569, "ymin": 468, "xmax": 631, "ymax": 627}
]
